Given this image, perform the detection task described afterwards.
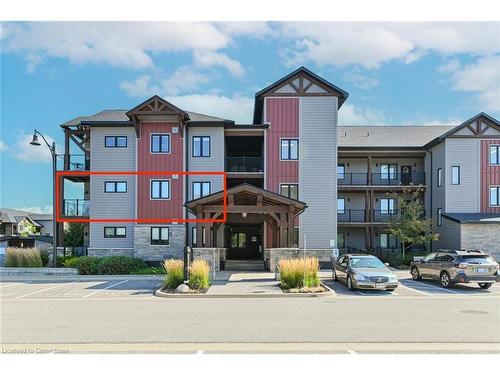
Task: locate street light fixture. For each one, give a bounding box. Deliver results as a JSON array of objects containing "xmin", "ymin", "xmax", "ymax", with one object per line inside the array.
[{"xmin": 29, "ymin": 130, "xmax": 58, "ymax": 267}]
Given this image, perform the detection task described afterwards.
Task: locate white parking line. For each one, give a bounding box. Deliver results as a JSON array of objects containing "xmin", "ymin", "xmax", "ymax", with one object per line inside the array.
[
  {"xmin": 0, "ymin": 283, "xmax": 24, "ymax": 289},
  {"xmin": 403, "ymin": 280, "xmax": 462, "ymax": 294},
  {"xmin": 15, "ymin": 282, "xmax": 76, "ymax": 299},
  {"xmin": 347, "ymin": 349, "xmax": 357, "ymax": 355},
  {"xmin": 398, "ymin": 283, "xmax": 431, "ymax": 296},
  {"xmin": 82, "ymin": 280, "xmax": 130, "ymax": 299}
]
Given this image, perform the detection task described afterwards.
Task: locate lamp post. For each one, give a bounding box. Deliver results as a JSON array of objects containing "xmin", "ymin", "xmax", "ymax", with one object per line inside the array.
[{"xmin": 29, "ymin": 130, "xmax": 58, "ymax": 267}]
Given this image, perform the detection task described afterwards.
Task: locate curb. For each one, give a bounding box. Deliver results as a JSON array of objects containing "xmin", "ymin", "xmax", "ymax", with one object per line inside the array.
[
  {"xmin": 0, "ymin": 274, "xmax": 164, "ymax": 282},
  {"xmin": 154, "ymin": 283, "xmax": 336, "ymax": 299}
]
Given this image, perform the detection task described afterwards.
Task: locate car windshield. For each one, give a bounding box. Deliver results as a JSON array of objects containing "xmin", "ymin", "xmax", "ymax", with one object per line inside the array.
[
  {"xmin": 349, "ymin": 257, "xmax": 385, "ymax": 269},
  {"xmin": 459, "ymin": 255, "xmax": 495, "ymax": 265}
]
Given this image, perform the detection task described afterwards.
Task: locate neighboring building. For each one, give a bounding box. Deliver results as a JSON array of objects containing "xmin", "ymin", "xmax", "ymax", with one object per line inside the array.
[
  {"xmin": 56, "ymin": 67, "xmax": 500, "ymax": 268},
  {"xmin": 0, "ymin": 208, "xmax": 53, "ymax": 237}
]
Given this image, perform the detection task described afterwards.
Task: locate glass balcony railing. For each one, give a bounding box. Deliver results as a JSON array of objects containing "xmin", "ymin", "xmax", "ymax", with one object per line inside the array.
[
  {"xmin": 225, "ymin": 156, "xmax": 264, "ymax": 173},
  {"xmin": 56, "ymin": 154, "xmax": 90, "ymax": 171},
  {"xmin": 63, "ymin": 199, "xmax": 89, "ymax": 217}
]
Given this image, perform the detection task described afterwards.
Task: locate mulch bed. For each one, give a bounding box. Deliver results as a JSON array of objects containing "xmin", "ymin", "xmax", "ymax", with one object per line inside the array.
[{"xmin": 280, "ymin": 285, "xmax": 328, "ymax": 293}]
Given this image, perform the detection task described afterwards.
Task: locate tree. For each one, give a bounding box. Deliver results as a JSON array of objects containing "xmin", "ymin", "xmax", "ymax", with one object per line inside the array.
[
  {"xmin": 63, "ymin": 223, "xmax": 84, "ymax": 247},
  {"xmin": 388, "ymin": 188, "xmax": 439, "ymax": 260}
]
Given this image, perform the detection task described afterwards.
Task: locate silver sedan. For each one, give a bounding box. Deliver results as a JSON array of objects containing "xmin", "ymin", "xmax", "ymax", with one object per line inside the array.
[{"xmin": 333, "ymin": 254, "xmax": 399, "ymax": 291}]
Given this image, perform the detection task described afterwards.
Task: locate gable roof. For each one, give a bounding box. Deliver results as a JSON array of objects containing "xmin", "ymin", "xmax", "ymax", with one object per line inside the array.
[
  {"xmin": 424, "ymin": 112, "xmax": 500, "ymax": 148},
  {"xmin": 0, "ymin": 208, "xmax": 46, "ymax": 227},
  {"xmin": 253, "ymin": 66, "xmax": 349, "ymax": 124}
]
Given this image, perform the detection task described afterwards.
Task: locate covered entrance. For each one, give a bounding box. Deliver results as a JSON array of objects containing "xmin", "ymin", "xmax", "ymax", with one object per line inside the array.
[{"xmin": 186, "ymin": 183, "xmax": 307, "ymax": 262}]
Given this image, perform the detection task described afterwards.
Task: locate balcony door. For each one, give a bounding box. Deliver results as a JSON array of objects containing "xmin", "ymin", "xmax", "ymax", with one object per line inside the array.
[{"xmin": 401, "ymin": 165, "xmax": 412, "ymax": 185}]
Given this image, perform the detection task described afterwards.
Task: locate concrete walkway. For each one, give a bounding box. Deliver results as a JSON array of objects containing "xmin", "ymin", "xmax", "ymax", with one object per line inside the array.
[{"xmin": 207, "ymin": 271, "xmax": 282, "ymax": 295}]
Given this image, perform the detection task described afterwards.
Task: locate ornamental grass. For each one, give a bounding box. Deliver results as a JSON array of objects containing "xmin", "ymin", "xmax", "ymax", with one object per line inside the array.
[
  {"xmin": 188, "ymin": 259, "xmax": 210, "ymax": 290},
  {"xmin": 5, "ymin": 247, "xmax": 43, "ymax": 268},
  {"xmin": 162, "ymin": 259, "xmax": 184, "ymax": 289},
  {"xmin": 278, "ymin": 257, "xmax": 320, "ymax": 289}
]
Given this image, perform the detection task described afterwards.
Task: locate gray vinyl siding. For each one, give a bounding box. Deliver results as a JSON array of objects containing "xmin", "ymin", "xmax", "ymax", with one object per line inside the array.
[
  {"xmin": 435, "ymin": 217, "xmax": 461, "ymax": 250},
  {"xmin": 430, "ymin": 141, "xmax": 446, "ymax": 225},
  {"xmin": 299, "ymin": 96, "xmax": 338, "ymax": 249},
  {"xmin": 89, "ymin": 127, "xmax": 136, "ymax": 249},
  {"xmin": 445, "ymin": 138, "xmax": 480, "ymax": 213}
]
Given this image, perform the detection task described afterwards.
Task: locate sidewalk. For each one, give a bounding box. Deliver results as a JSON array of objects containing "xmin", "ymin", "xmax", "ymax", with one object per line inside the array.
[{"xmin": 207, "ymin": 271, "xmax": 282, "ymax": 295}]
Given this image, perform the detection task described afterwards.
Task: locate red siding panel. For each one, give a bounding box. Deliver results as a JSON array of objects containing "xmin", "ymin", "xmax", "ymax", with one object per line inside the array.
[
  {"xmin": 265, "ymin": 97, "xmax": 299, "ymax": 193},
  {"xmin": 480, "ymin": 139, "xmax": 500, "ymax": 213},
  {"xmin": 137, "ymin": 122, "xmax": 184, "ymax": 222}
]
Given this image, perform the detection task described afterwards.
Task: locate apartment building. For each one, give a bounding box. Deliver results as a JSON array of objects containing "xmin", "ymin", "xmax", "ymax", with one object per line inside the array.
[{"xmin": 57, "ymin": 67, "xmax": 500, "ymax": 269}]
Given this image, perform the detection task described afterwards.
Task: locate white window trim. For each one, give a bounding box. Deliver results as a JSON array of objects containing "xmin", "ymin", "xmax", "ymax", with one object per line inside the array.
[
  {"xmin": 337, "ymin": 197, "xmax": 346, "ymax": 214},
  {"xmin": 150, "ymin": 179, "xmax": 171, "ymax": 200},
  {"xmin": 150, "ymin": 133, "xmax": 171, "ymax": 154},
  {"xmin": 489, "ymin": 185, "xmax": 500, "ymax": 207},
  {"xmin": 489, "ymin": 144, "xmax": 500, "ymax": 166},
  {"xmin": 279, "ymin": 138, "xmax": 299, "ymax": 161},
  {"xmin": 451, "ymin": 165, "xmax": 461, "ymax": 185},
  {"xmin": 150, "ymin": 226, "xmax": 170, "ymax": 247},
  {"xmin": 437, "ymin": 168, "xmax": 443, "ymax": 187}
]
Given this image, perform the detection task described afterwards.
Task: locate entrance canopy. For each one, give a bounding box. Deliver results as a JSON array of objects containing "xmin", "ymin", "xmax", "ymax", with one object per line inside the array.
[{"xmin": 186, "ymin": 183, "xmax": 307, "ymax": 248}]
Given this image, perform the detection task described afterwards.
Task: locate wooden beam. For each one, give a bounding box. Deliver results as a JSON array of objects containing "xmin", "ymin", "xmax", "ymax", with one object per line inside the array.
[
  {"xmin": 287, "ymin": 210, "xmax": 294, "ymax": 247},
  {"xmin": 279, "ymin": 213, "xmax": 287, "ymax": 247},
  {"xmin": 202, "ymin": 205, "xmax": 290, "ymax": 214}
]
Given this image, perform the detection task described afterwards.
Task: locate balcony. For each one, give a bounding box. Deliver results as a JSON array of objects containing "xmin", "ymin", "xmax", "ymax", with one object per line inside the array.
[
  {"xmin": 225, "ymin": 156, "xmax": 264, "ymax": 173},
  {"xmin": 62, "ymin": 199, "xmax": 89, "ymax": 217},
  {"xmin": 337, "ymin": 209, "xmax": 400, "ymax": 223},
  {"xmin": 338, "ymin": 172, "xmax": 425, "ymax": 186},
  {"xmin": 57, "ymin": 154, "xmax": 90, "ymax": 171}
]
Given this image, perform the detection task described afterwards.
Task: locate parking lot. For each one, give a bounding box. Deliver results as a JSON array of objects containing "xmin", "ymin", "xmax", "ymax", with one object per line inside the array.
[
  {"xmin": 0, "ymin": 277, "xmax": 163, "ymax": 300},
  {"xmin": 323, "ymin": 270, "xmax": 500, "ymax": 298}
]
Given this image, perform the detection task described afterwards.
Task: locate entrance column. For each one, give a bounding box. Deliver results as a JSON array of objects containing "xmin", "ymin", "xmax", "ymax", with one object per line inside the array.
[
  {"xmin": 287, "ymin": 206, "xmax": 294, "ymax": 247},
  {"xmin": 196, "ymin": 207, "xmax": 203, "ymax": 247}
]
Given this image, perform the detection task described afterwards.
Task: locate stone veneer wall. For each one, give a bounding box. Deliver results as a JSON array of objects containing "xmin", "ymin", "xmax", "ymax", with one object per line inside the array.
[
  {"xmin": 87, "ymin": 248, "xmax": 134, "ymax": 257},
  {"xmin": 192, "ymin": 247, "xmax": 227, "ymax": 279},
  {"xmin": 460, "ymin": 223, "xmax": 500, "ymax": 261},
  {"xmin": 264, "ymin": 248, "xmax": 333, "ymax": 271},
  {"xmin": 133, "ymin": 224, "xmax": 185, "ymax": 261}
]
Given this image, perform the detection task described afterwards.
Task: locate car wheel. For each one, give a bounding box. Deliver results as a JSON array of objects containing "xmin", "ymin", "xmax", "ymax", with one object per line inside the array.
[
  {"xmin": 411, "ymin": 266, "xmax": 422, "ymax": 281},
  {"xmin": 479, "ymin": 283, "xmax": 493, "ymax": 289},
  {"xmin": 332, "ymin": 269, "xmax": 338, "ymax": 282},
  {"xmin": 440, "ymin": 271, "xmax": 452, "ymax": 288},
  {"xmin": 347, "ymin": 275, "xmax": 354, "ymax": 291}
]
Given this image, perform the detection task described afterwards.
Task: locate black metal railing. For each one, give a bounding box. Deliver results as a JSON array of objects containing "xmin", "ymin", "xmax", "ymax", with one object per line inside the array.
[
  {"xmin": 337, "ymin": 209, "xmax": 367, "ymax": 222},
  {"xmin": 225, "ymin": 156, "xmax": 264, "ymax": 173},
  {"xmin": 373, "ymin": 209, "xmax": 400, "ymax": 222},
  {"xmin": 338, "ymin": 172, "xmax": 425, "ymax": 186},
  {"xmin": 57, "ymin": 154, "xmax": 90, "ymax": 171},
  {"xmin": 63, "ymin": 199, "xmax": 89, "ymax": 216}
]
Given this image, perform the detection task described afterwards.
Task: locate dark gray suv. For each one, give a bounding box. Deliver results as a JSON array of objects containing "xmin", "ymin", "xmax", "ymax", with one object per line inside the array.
[{"xmin": 410, "ymin": 250, "xmax": 500, "ymax": 289}]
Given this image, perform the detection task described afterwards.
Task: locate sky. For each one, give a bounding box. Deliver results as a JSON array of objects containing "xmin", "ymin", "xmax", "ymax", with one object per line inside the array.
[{"xmin": 1, "ymin": 21, "xmax": 500, "ymax": 213}]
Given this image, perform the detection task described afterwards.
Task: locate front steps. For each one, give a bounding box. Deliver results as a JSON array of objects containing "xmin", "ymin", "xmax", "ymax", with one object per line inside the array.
[{"xmin": 224, "ymin": 260, "xmax": 266, "ymax": 271}]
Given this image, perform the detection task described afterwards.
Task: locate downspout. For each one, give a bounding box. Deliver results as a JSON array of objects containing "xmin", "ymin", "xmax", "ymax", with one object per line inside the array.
[
  {"xmin": 425, "ymin": 148, "xmax": 433, "ymax": 252},
  {"xmin": 183, "ymin": 122, "xmax": 190, "ymax": 282}
]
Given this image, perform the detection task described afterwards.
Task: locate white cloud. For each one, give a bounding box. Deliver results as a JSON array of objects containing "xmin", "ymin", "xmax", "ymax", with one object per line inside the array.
[
  {"xmin": 166, "ymin": 94, "xmax": 254, "ymax": 123},
  {"xmin": 16, "ymin": 206, "xmax": 53, "ymax": 214},
  {"xmin": 216, "ymin": 22, "xmax": 276, "ymax": 39},
  {"xmin": 278, "ymin": 22, "xmax": 500, "ymax": 69},
  {"xmin": 338, "ymin": 103, "xmax": 385, "ymax": 125},
  {"xmin": 13, "ymin": 133, "xmax": 57, "ymax": 163},
  {"xmin": 193, "ymin": 50, "xmax": 244, "ymax": 77},
  {"xmin": 0, "ymin": 140, "xmax": 8, "ymax": 151},
  {"xmin": 343, "ymin": 70, "xmax": 378, "ymax": 89},
  {"xmin": 449, "ymin": 56, "xmax": 500, "ymax": 112},
  {"xmin": 120, "ymin": 66, "xmax": 210, "ymax": 97},
  {"xmin": 2, "ymin": 22, "xmax": 232, "ymax": 70}
]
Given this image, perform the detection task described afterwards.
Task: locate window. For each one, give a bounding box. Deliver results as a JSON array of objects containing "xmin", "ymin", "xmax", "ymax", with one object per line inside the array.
[
  {"xmin": 437, "ymin": 168, "xmax": 443, "ymax": 187},
  {"xmin": 151, "ymin": 227, "xmax": 169, "ymax": 245},
  {"xmin": 293, "ymin": 228, "xmax": 299, "ymax": 247},
  {"xmin": 280, "ymin": 184, "xmax": 298, "ymax": 200},
  {"xmin": 337, "ymin": 198, "xmax": 345, "ymax": 214},
  {"xmin": 151, "ymin": 134, "xmax": 170, "ymax": 153},
  {"xmin": 437, "ymin": 208, "xmax": 442, "ymax": 226},
  {"xmin": 105, "ymin": 136, "xmax": 127, "ymax": 148},
  {"xmin": 150, "ymin": 180, "xmax": 170, "ymax": 199},
  {"xmin": 104, "ymin": 227, "xmax": 126, "ymax": 238},
  {"xmin": 337, "ymin": 232, "xmax": 345, "ymax": 248},
  {"xmin": 380, "ymin": 233, "xmax": 396, "ymax": 249},
  {"xmin": 381, "ymin": 164, "xmax": 397, "ymax": 180},
  {"xmin": 192, "ymin": 136, "xmax": 210, "ymax": 157},
  {"xmin": 231, "ymin": 232, "xmax": 247, "ymax": 248},
  {"xmin": 104, "ymin": 181, "xmax": 127, "ymax": 193},
  {"xmin": 490, "ymin": 186, "xmax": 500, "ymax": 206},
  {"xmin": 337, "ymin": 164, "xmax": 345, "ymax": 180},
  {"xmin": 435, "ymin": 254, "xmax": 454, "ymax": 262},
  {"xmin": 490, "ymin": 145, "xmax": 500, "ymax": 165},
  {"xmin": 380, "ymin": 198, "xmax": 395, "ymax": 214},
  {"xmin": 192, "ymin": 227, "xmax": 197, "ymax": 246},
  {"xmin": 280, "ymin": 139, "xmax": 299, "ymax": 160},
  {"xmin": 451, "ymin": 166, "xmax": 460, "ymax": 185},
  {"xmin": 192, "ymin": 182, "xmax": 211, "ymax": 200}
]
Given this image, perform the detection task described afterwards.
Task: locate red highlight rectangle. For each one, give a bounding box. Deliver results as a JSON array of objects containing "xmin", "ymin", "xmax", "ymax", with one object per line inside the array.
[{"xmin": 56, "ymin": 171, "xmax": 227, "ymax": 224}]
